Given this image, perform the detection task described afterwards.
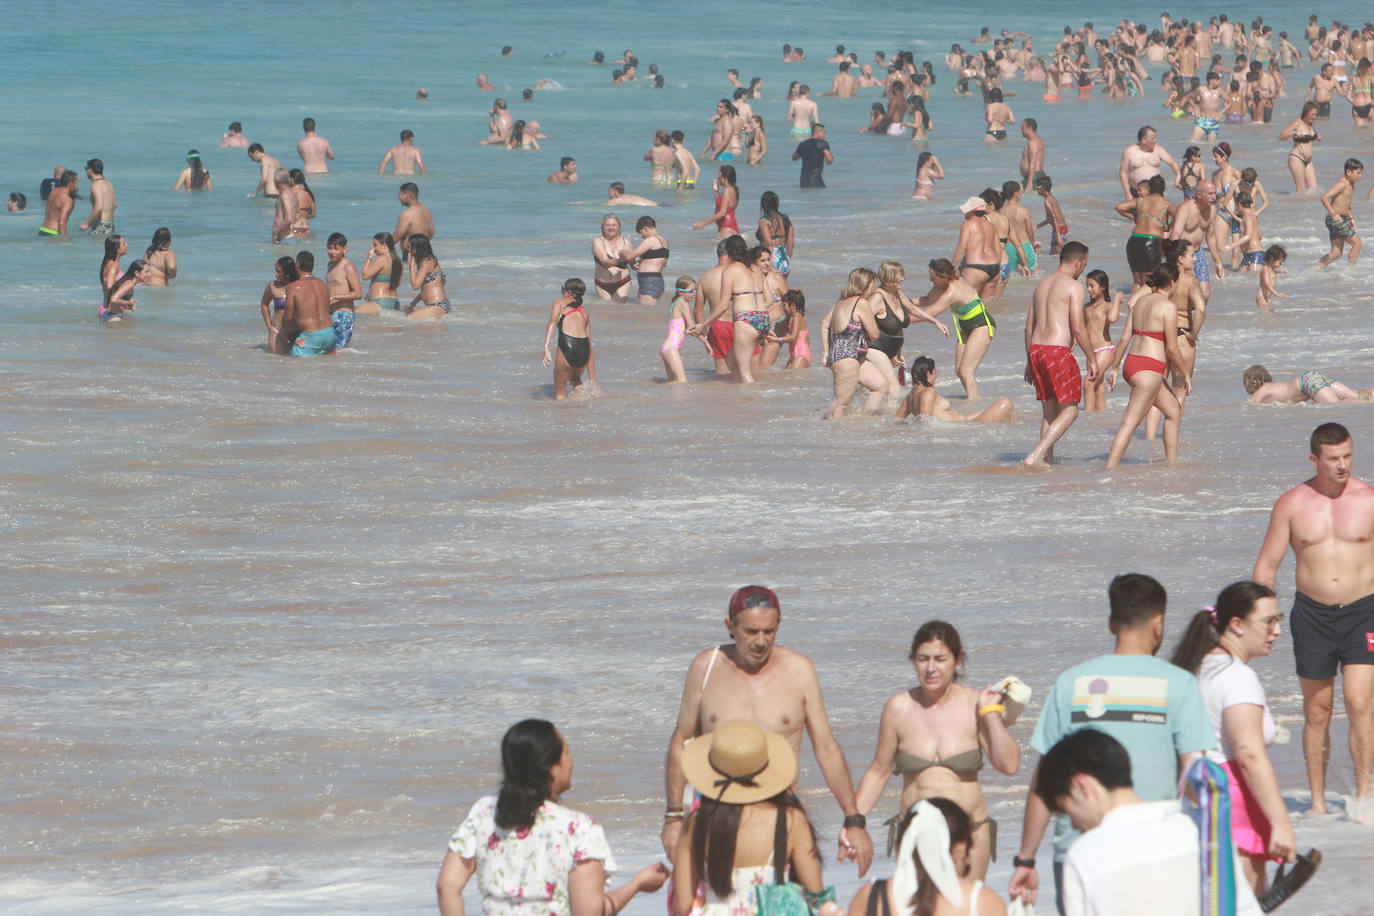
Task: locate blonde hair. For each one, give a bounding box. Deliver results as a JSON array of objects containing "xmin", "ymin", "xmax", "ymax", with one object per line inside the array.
[
  {"xmin": 673, "ymin": 274, "xmax": 697, "ymax": 295},
  {"xmin": 601, "ymin": 213, "xmax": 621, "ymax": 230},
  {"xmin": 878, "ymin": 260, "xmax": 905, "ymax": 286},
  {"xmin": 843, "ymin": 266, "xmax": 878, "ymax": 298}
]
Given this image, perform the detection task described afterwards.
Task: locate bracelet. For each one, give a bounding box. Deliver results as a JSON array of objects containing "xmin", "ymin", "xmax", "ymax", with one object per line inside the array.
[
  {"xmin": 1013, "ymin": 856, "xmax": 1036, "ymax": 869},
  {"xmin": 978, "ymin": 703, "xmax": 1006, "ymax": 718},
  {"xmin": 842, "ymin": 813, "xmax": 866, "ymax": 830},
  {"xmin": 664, "ymin": 810, "xmax": 684, "ymax": 821}
]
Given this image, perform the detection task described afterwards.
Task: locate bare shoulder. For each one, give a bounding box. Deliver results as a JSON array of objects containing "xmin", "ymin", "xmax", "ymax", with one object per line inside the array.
[{"xmin": 772, "ymin": 645, "xmax": 818, "ymax": 678}]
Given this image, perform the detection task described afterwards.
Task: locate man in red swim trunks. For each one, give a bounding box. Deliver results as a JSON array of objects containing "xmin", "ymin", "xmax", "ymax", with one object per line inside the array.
[
  {"xmin": 1023, "ymin": 240, "xmax": 1096, "ymax": 465},
  {"xmin": 692, "ymin": 239, "xmax": 734, "ymax": 376}
]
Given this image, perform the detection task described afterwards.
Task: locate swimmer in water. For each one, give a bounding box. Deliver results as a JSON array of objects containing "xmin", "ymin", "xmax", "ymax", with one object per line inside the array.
[
  {"xmin": 1255, "ymin": 245, "xmax": 1287, "ymax": 311},
  {"xmin": 914, "ymin": 153, "xmax": 945, "ymax": 201},
  {"xmin": 542, "ymin": 278, "xmax": 597, "ymax": 400},
  {"xmin": 356, "ymin": 232, "xmax": 402, "ymax": 315},
  {"xmin": 660, "ymin": 275, "xmax": 700, "ymax": 383},
  {"xmin": 1244, "ymin": 365, "xmax": 1374, "ymax": 403},
  {"xmin": 260, "ymin": 256, "xmax": 296, "ymax": 354},
  {"xmin": 1079, "ymin": 269, "xmax": 1123, "ymax": 411},
  {"xmin": 894, "ymin": 356, "xmax": 1014, "ymax": 423}
]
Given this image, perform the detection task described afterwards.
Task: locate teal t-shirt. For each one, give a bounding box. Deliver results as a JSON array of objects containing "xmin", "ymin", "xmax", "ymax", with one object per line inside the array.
[{"xmin": 1030, "ymin": 653, "xmax": 1216, "ymax": 860}]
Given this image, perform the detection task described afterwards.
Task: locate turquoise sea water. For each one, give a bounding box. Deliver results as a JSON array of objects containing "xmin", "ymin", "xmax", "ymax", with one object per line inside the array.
[{"xmin": 4, "ymin": 1, "xmax": 1374, "ymax": 911}]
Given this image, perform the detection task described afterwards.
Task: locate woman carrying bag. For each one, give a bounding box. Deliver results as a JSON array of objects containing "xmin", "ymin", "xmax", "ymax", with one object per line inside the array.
[{"xmin": 673, "ymin": 719, "xmax": 840, "ymax": 916}]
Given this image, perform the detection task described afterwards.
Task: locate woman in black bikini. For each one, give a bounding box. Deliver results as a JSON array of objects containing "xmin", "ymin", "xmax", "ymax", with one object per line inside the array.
[
  {"xmin": 621, "ymin": 215, "xmax": 670, "ymax": 306},
  {"xmin": 1279, "ymin": 102, "xmax": 1321, "ymax": 192},
  {"xmin": 949, "ymin": 196, "xmax": 1001, "ymax": 298},
  {"xmin": 591, "ymin": 214, "xmax": 633, "ymax": 301}
]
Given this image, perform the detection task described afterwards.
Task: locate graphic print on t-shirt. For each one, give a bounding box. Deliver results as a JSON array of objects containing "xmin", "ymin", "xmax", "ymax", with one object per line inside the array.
[{"xmin": 1069, "ymin": 675, "xmax": 1169, "ymax": 725}]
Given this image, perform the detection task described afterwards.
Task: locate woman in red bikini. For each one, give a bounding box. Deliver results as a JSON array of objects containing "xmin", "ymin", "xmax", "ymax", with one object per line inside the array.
[
  {"xmin": 1103, "ymin": 263, "xmax": 1190, "ymax": 468},
  {"xmin": 691, "ymin": 165, "xmax": 739, "ymax": 239}
]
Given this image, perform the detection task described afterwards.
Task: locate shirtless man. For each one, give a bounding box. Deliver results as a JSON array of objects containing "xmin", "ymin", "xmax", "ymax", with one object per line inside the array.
[
  {"xmin": 1019, "ymin": 118, "xmax": 1045, "ymax": 186},
  {"xmin": 79, "ymin": 159, "xmax": 116, "ymax": 235},
  {"xmin": 1254, "ymin": 423, "xmax": 1374, "ymax": 819},
  {"xmin": 606, "ymin": 182, "xmax": 658, "ymax": 207},
  {"xmin": 219, "ymin": 121, "xmax": 249, "ymax": 148},
  {"xmin": 661, "ymin": 586, "xmax": 874, "ymax": 874},
  {"xmin": 857, "ymin": 64, "xmax": 883, "ymax": 88},
  {"xmin": 325, "ymin": 232, "xmax": 362, "ymax": 349},
  {"xmin": 1189, "ymin": 71, "xmax": 1226, "ymax": 141},
  {"xmin": 1243, "ymin": 365, "xmax": 1374, "ymax": 403},
  {"xmin": 393, "ymin": 182, "xmax": 435, "ymax": 251},
  {"xmin": 247, "ymin": 144, "xmax": 283, "ymax": 198},
  {"xmin": 669, "ymin": 131, "xmax": 699, "ymax": 189},
  {"xmin": 1316, "ymin": 158, "xmax": 1363, "ymax": 268},
  {"xmin": 476, "ymin": 72, "xmax": 496, "ymax": 91},
  {"xmin": 820, "ymin": 61, "xmax": 859, "ymax": 98},
  {"xmin": 296, "ymin": 119, "xmax": 334, "ymax": 174},
  {"xmin": 694, "ymin": 240, "xmax": 734, "ymax": 376},
  {"xmin": 39, "ymin": 170, "xmax": 76, "ymax": 237},
  {"xmin": 701, "ymin": 100, "xmax": 736, "ymax": 161},
  {"xmin": 548, "ymin": 157, "xmax": 578, "ymax": 183},
  {"xmin": 481, "ymin": 99, "xmax": 514, "ymax": 145},
  {"xmin": 271, "ymin": 170, "xmax": 298, "ymax": 243},
  {"xmin": 1168, "ymin": 179, "xmax": 1224, "ymax": 298},
  {"xmin": 378, "ymin": 130, "xmax": 426, "ymax": 175},
  {"xmin": 280, "ymin": 251, "xmax": 336, "ymax": 357},
  {"xmin": 1305, "ymin": 64, "xmax": 1340, "ymax": 117},
  {"xmin": 1023, "ymin": 241, "xmax": 1096, "ymax": 466},
  {"xmin": 1118, "ymin": 126, "xmax": 1181, "ymax": 199},
  {"xmin": 786, "ymin": 85, "xmax": 819, "ymax": 136}
]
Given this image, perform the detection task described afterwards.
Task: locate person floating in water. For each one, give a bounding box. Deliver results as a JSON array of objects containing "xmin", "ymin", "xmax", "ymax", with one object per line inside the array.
[{"xmin": 1244, "ymin": 366, "xmax": 1374, "ymax": 403}]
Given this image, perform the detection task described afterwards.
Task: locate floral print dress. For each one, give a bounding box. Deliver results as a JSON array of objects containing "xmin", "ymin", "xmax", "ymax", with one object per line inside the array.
[{"xmin": 449, "ymin": 796, "xmax": 618, "ymax": 916}]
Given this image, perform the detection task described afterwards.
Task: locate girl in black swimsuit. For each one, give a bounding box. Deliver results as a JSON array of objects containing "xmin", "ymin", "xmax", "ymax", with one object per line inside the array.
[{"xmin": 541, "ymin": 279, "xmax": 597, "ymax": 400}]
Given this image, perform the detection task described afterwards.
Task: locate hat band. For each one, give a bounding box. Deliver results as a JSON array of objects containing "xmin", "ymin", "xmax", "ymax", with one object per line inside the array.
[{"xmin": 711, "ymin": 762, "xmax": 769, "ymax": 801}]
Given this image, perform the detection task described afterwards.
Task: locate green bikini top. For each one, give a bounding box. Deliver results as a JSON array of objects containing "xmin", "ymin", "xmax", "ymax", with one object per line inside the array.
[{"xmin": 893, "ymin": 747, "xmax": 983, "ymax": 778}]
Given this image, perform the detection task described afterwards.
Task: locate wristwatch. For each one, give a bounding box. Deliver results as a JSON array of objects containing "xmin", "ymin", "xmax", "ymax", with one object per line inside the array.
[
  {"xmin": 1013, "ymin": 856, "xmax": 1036, "ymax": 869},
  {"xmin": 842, "ymin": 813, "xmax": 867, "ymax": 830}
]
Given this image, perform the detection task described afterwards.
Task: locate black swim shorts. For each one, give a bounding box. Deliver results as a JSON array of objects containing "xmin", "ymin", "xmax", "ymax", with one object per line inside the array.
[{"xmin": 1290, "ymin": 591, "xmax": 1374, "ymax": 680}]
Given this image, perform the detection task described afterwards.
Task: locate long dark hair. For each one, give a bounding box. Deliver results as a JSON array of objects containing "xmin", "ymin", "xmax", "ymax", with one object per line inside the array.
[
  {"xmin": 105, "ymin": 259, "xmax": 147, "ymax": 308},
  {"xmin": 99, "ymin": 235, "xmax": 124, "ymax": 292},
  {"xmin": 1170, "ymin": 581, "xmax": 1276, "ymax": 674},
  {"xmin": 689, "ymin": 793, "xmax": 818, "ymax": 900},
  {"xmin": 289, "ymin": 168, "xmax": 315, "ymax": 202},
  {"xmin": 373, "ymin": 232, "xmax": 402, "ymax": 288},
  {"xmin": 186, "ymin": 150, "xmax": 209, "ymax": 189},
  {"xmin": 146, "ymin": 227, "xmax": 172, "ymax": 260},
  {"xmin": 408, "ymin": 234, "xmax": 435, "ymax": 266},
  {"xmin": 494, "ymin": 719, "xmax": 563, "ymax": 829},
  {"xmin": 910, "ymin": 355, "xmax": 936, "ymax": 387},
  {"xmin": 276, "ymin": 255, "xmax": 299, "ymax": 285}
]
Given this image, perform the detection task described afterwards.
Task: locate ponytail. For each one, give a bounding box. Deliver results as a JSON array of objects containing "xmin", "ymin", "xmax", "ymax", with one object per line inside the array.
[{"xmin": 1170, "ymin": 581, "xmax": 1276, "ymax": 673}]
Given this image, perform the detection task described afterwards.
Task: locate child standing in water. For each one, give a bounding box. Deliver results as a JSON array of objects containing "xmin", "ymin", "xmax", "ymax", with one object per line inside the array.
[
  {"xmin": 542, "ymin": 279, "xmax": 597, "ymax": 400},
  {"xmin": 774, "ymin": 289, "xmax": 811, "ymax": 369},
  {"xmin": 1256, "ymin": 245, "xmax": 1287, "ymax": 311},
  {"xmin": 1033, "ymin": 174, "xmax": 1066, "ymax": 254},
  {"xmin": 660, "ymin": 275, "xmax": 697, "ymax": 383},
  {"xmin": 1080, "ymin": 269, "xmax": 1123, "ymax": 411}
]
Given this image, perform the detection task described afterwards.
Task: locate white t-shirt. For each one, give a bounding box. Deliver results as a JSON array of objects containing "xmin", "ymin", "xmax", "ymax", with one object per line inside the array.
[
  {"xmin": 1062, "ymin": 800, "xmax": 1261, "ymax": 916},
  {"xmin": 1197, "ymin": 653, "xmax": 1275, "ymax": 765}
]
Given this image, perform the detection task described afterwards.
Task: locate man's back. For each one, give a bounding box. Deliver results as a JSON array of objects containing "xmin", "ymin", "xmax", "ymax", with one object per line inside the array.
[{"xmin": 1032, "ymin": 653, "xmax": 1213, "ymax": 854}]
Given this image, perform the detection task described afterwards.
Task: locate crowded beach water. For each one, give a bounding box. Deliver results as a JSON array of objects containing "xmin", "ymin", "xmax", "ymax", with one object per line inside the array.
[{"xmin": 3, "ymin": 0, "xmax": 1374, "ymax": 912}]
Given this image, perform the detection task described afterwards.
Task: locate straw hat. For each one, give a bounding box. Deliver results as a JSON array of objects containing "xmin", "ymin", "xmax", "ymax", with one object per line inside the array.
[{"xmin": 682, "ymin": 720, "xmax": 797, "ymax": 804}]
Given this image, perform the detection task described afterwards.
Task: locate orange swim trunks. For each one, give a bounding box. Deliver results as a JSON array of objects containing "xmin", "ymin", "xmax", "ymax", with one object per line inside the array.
[{"xmin": 1027, "ymin": 343, "xmax": 1082, "ymax": 403}]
